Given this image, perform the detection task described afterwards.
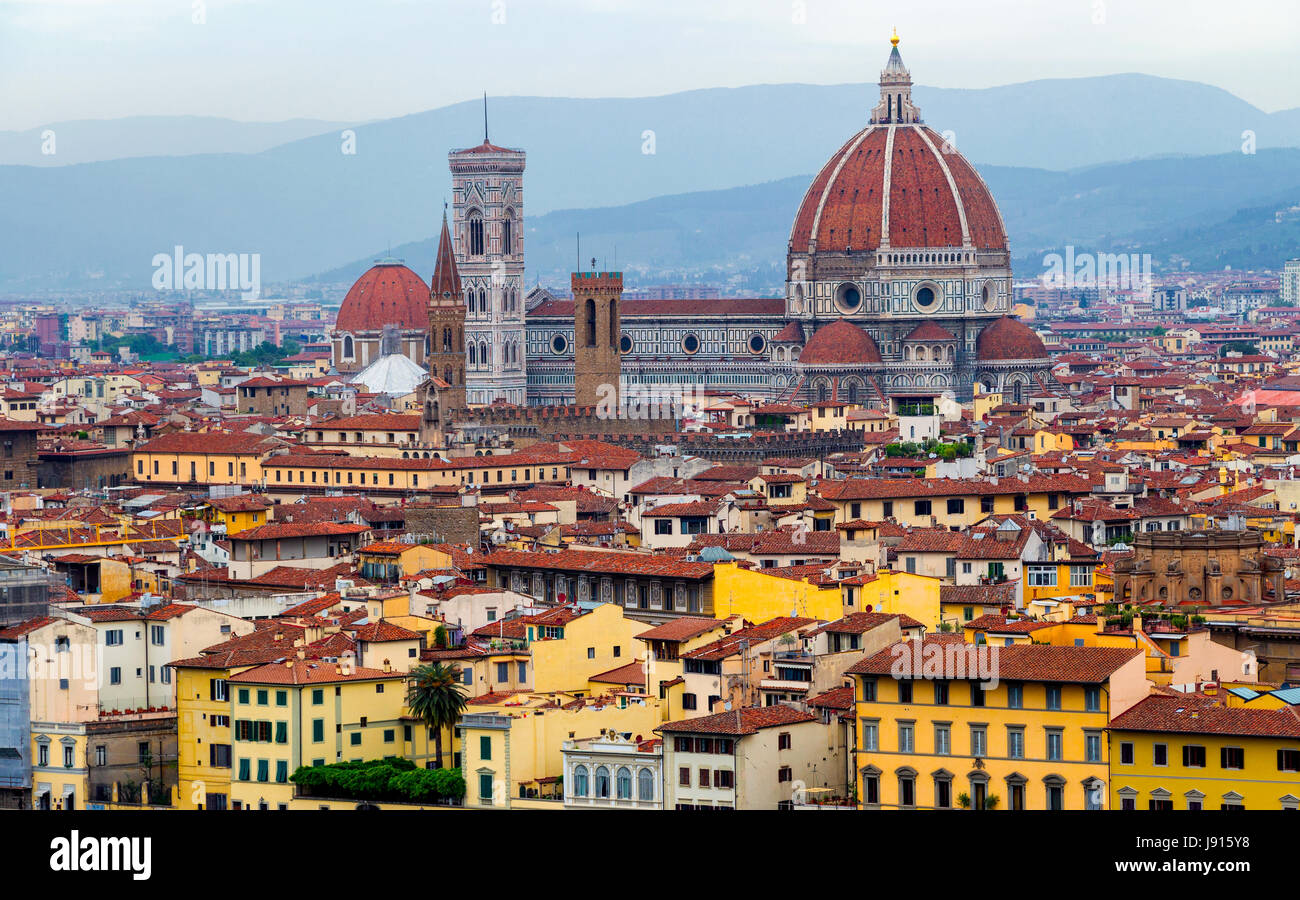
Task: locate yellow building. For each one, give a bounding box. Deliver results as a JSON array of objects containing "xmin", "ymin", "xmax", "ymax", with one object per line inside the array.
[
  {"xmin": 133, "ymin": 431, "xmax": 286, "ymax": 488},
  {"xmin": 458, "ymin": 692, "xmax": 662, "ymax": 808},
  {"xmin": 711, "ymin": 562, "xmax": 843, "ymax": 623},
  {"xmin": 263, "ymin": 450, "xmax": 573, "ymax": 496},
  {"xmin": 842, "ymin": 570, "xmax": 943, "ymax": 631},
  {"xmin": 526, "ymin": 602, "xmax": 647, "ymax": 694},
  {"xmin": 847, "ymin": 641, "xmax": 1147, "ymax": 810},
  {"xmin": 819, "ymin": 474, "xmax": 1093, "ymax": 530},
  {"xmin": 1108, "ymin": 693, "xmax": 1300, "ymax": 810},
  {"xmin": 197, "ymin": 493, "xmax": 274, "ymax": 535},
  {"xmin": 225, "ymin": 658, "xmax": 417, "ymax": 810}
]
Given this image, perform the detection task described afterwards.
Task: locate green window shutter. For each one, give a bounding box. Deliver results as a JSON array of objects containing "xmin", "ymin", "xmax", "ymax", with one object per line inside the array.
[
  {"xmin": 238, "ymin": 758, "xmax": 250, "ymax": 781},
  {"xmin": 276, "ymin": 761, "xmax": 288, "ymax": 784},
  {"xmin": 312, "ymin": 719, "xmax": 324, "ymax": 743},
  {"xmin": 276, "ymin": 721, "xmax": 288, "ymax": 744},
  {"xmin": 480, "ymin": 735, "xmax": 491, "ymax": 760},
  {"xmin": 257, "ymin": 759, "xmax": 269, "ymax": 782},
  {"xmin": 276, "ymin": 691, "xmax": 287, "ymax": 706},
  {"xmin": 238, "ymin": 689, "xmax": 249, "ymax": 704}
]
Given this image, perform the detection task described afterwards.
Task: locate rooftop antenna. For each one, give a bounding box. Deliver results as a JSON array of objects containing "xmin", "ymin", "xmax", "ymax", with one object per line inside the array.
[
  {"xmin": 483, "ymin": 92, "xmax": 489, "ymax": 143},
  {"xmin": 576, "ymin": 232, "xmax": 581, "ymax": 274}
]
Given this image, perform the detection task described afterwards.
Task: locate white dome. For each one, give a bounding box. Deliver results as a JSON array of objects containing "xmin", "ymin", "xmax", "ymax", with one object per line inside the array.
[{"xmin": 349, "ymin": 352, "xmax": 428, "ymax": 396}]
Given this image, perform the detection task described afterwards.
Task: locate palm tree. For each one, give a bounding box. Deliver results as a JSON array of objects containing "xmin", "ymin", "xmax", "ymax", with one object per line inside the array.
[{"xmin": 406, "ymin": 662, "xmax": 469, "ymax": 769}]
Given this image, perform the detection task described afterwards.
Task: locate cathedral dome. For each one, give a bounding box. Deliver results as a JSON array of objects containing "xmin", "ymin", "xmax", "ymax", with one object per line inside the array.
[
  {"xmin": 976, "ymin": 316, "xmax": 1049, "ymax": 361},
  {"xmin": 789, "ymin": 125, "xmax": 1007, "ymax": 255},
  {"xmin": 788, "ymin": 37, "xmax": 1006, "ymax": 257},
  {"xmin": 799, "ymin": 319, "xmax": 883, "ymax": 366},
  {"xmin": 336, "ymin": 261, "xmax": 429, "ymax": 333}
]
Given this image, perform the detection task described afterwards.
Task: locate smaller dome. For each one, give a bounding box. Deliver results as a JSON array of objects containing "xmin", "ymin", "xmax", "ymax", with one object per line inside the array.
[
  {"xmin": 336, "ymin": 261, "xmax": 429, "ymax": 334},
  {"xmin": 799, "ymin": 319, "xmax": 882, "ymax": 366},
  {"xmin": 977, "ymin": 316, "xmax": 1048, "ymax": 361},
  {"xmin": 904, "ymin": 321, "xmax": 956, "ymax": 343}
]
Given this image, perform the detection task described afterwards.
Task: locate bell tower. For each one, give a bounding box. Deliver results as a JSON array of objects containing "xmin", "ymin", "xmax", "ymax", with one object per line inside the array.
[
  {"xmin": 572, "ymin": 264, "xmax": 623, "ymax": 409},
  {"xmin": 422, "ymin": 209, "xmax": 465, "ymax": 438}
]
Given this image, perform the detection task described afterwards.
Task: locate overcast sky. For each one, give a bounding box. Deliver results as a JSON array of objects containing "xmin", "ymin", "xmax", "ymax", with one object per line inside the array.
[{"xmin": 2, "ymin": 0, "xmax": 1297, "ymax": 131}]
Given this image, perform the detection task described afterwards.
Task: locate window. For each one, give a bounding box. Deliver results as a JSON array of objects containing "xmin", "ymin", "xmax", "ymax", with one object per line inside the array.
[
  {"xmin": 1007, "ymin": 727, "xmax": 1024, "ymax": 759},
  {"xmin": 778, "ymin": 732, "xmax": 792, "ymax": 750},
  {"xmin": 595, "ymin": 766, "xmax": 610, "ymax": 798},
  {"xmin": 1045, "ymin": 684, "xmax": 1062, "ymax": 711},
  {"xmin": 861, "ymin": 680, "xmax": 876, "ymax": 702},
  {"xmin": 914, "ymin": 500, "xmax": 932, "ymax": 517},
  {"xmin": 312, "ymin": 720, "xmax": 324, "ymax": 743},
  {"xmin": 1149, "ymin": 796, "xmax": 1173, "ymax": 811},
  {"xmin": 573, "ymin": 765, "xmax": 589, "ymax": 797},
  {"xmin": 898, "ymin": 722, "xmax": 914, "ymax": 753},
  {"xmin": 106, "ymin": 629, "xmax": 123, "ymax": 646},
  {"xmin": 150, "ymin": 624, "xmax": 165, "ymax": 645},
  {"xmin": 1046, "ymin": 782, "xmax": 1064, "ymax": 811},
  {"xmin": 1120, "ymin": 741, "xmax": 1134, "ymax": 765},
  {"xmin": 617, "ymin": 767, "xmax": 632, "ymax": 800},
  {"xmin": 898, "ymin": 681, "xmax": 913, "ymax": 703},
  {"xmin": 64, "ymin": 745, "xmax": 75, "ymax": 768},
  {"xmin": 778, "ymin": 766, "xmax": 793, "ymax": 783},
  {"xmin": 699, "ymin": 768, "xmax": 711, "ymax": 788},
  {"xmin": 1182, "ymin": 745, "xmax": 1206, "ymax": 768},
  {"xmin": 934, "ymin": 724, "xmax": 951, "ymax": 756},
  {"xmin": 946, "ymin": 498, "xmax": 964, "ymax": 515},
  {"xmin": 312, "ymin": 688, "xmax": 323, "ymax": 705},
  {"xmin": 1046, "ymin": 729, "xmax": 1063, "ymax": 762},
  {"xmin": 898, "ymin": 774, "xmax": 916, "ymax": 808},
  {"xmin": 1278, "ymin": 749, "xmax": 1300, "ymax": 772},
  {"xmin": 861, "ymin": 720, "xmax": 878, "ymax": 751},
  {"xmin": 970, "ymin": 726, "xmax": 987, "ymax": 758},
  {"xmin": 862, "ymin": 772, "xmax": 880, "ymax": 805},
  {"xmin": 1154, "ymin": 743, "xmax": 1167, "ymax": 766},
  {"xmin": 1220, "ymin": 747, "xmax": 1244, "ymax": 770},
  {"xmin": 933, "ymin": 682, "xmax": 948, "ymax": 705},
  {"xmin": 714, "ymin": 769, "xmax": 733, "ymax": 789},
  {"xmin": 109, "ymin": 667, "xmax": 121, "ymax": 685},
  {"xmin": 480, "ymin": 736, "xmax": 492, "ymax": 761},
  {"xmin": 256, "ymin": 759, "xmax": 269, "ymax": 783},
  {"xmin": 350, "ymin": 733, "xmax": 361, "ymax": 746},
  {"xmin": 1007, "ymin": 683, "xmax": 1023, "ymax": 709},
  {"xmin": 679, "ymin": 767, "xmax": 691, "ymax": 787},
  {"xmin": 95, "ymin": 745, "xmax": 107, "ymax": 766},
  {"xmin": 1027, "ymin": 566, "xmax": 1057, "ymax": 587},
  {"xmin": 479, "ymin": 773, "xmax": 494, "ymax": 802},
  {"xmin": 637, "ymin": 768, "xmax": 654, "ymax": 801},
  {"xmin": 653, "ymin": 519, "xmax": 673, "ymax": 535},
  {"xmin": 970, "ymin": 682, "xmax": 985, "ymax": 707},
  {"xmin": 934, "ymin": 777, "xmax": 952, "ymax": 809},
  {"xmin": 1084, "ymin": 686, "xmax": 1100, "ymax": 712}
]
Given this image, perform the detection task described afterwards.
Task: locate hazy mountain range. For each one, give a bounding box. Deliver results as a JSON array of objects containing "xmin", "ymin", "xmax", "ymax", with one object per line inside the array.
[{"xmin": 1, "ymin": 74, "xmax": 1297, "ymax": 293}]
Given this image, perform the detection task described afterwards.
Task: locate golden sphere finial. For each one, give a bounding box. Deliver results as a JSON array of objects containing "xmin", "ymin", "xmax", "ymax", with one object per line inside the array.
[{"xmin": 891, "ymin": 27, "xmax": 899, "ymax": 47}]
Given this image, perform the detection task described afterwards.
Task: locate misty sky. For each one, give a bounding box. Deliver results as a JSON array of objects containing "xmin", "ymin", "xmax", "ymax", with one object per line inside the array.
[{"xmin": 2, "ymin": 0, "xmax": 1298, "ymax": 131}]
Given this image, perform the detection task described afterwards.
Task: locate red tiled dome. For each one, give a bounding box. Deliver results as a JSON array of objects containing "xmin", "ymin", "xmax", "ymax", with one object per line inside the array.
[
  {"xmin": 976, "ymin": 317, "xmax": 1048, "ymax": 361},
  {"xmin": 799, "ymin": 319, "xmax": 882, "ymax": 366},
  {"xmin": 789, "ymin": 125, "xmax": 1007, "ymax": 254},
  {"xmin": 336, "ymin": 262, "xmax": 429, "ymax": 333},
  {"xmin": 904, "ymin": 321, "xmax": 956, "ymax": 342}
]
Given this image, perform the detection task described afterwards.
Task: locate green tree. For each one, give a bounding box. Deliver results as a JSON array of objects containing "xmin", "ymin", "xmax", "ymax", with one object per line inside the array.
[{"xmin": 406, "ymin": 662, "xmax": 469, "ymax": 769}]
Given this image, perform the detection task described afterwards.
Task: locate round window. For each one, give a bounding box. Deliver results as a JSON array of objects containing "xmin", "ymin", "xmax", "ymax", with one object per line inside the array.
[
  {"xmin": 550, "ymin": 334, "xmax": 568, "ymax": 355},
  {"xmin": 982, "ymin": 283, "xmax": 998, "ymax": 312},
  {"xmin": 682, "ymin": 334, "xmax": 700, "ymax": 355},
  {"xmin": 619, "ymin": 334, "xmax": 633, "ymax": 354},
  {"xmin": 914, "ymin": 284, "xmax": 940, "ymax": 312},
  {"xmin": 835, "ymin": 283, "xmax": 862, "ymax": 313},
  {"xmin": 748, "ymin": 333, "xmax": 766, "ymax": 354}
]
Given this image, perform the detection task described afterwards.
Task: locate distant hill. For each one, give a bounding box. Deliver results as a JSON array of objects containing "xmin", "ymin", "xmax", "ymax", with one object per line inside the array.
[
  {"xmin": 2, "ymin": 74, "xmax": 1298, "ymax": 292},
  {"xmin": 0, "ymin": 116, "xmax": 353, "ymax": 167},
  {"xmin": 311, "ymin": 149, "xmax": 1300, "ymax": 293}
]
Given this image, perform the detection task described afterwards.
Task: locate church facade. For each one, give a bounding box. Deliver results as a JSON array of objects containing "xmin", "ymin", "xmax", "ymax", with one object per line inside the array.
[{"xmin": 335, "ymin": 35, "xmax": 1055, "ymax": 414}]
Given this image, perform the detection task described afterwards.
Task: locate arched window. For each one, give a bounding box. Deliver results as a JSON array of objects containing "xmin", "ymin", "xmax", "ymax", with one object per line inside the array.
[
  {"xmin": 637, "ymin": 768, "xmax": 653, "ymax": 802},
  {"xmin": 595, "ymin": 766, "xmax": 610, "ymax": 799},
  {"xmin": 468, "ymin": 343, "xmax": 477, "ymax": 367},
  {"xmin": 469, "ymin": 214, "xmax": 485, "ymax": 256},
  {"xmin": 480, "ymin": 341, "xmax": 489, "ymax": 368},
  {"xmin": 478, "ymin": 289, "xmax": 488, "ymax": 315},
  {"xmin": 1013, "ymin": 380, "xmax": 1023, "ymax": 404},
  {"xmin": 444, "ymin": 366, "xmax": 453, "ymax": 386},
  {"xmin": 573, "ymin": 765, "xmax": 589, "ymax": 798},
  {"xmin": 616, "ymin": 767, "xmax": 632, "ymax": 800},
  {"xmin": 342, "ymin": 335, "xmax": 354, "ymax": 359},
  {"xmin": 847, "ymin": 381, "xmax": 859, "ymax": 404},
  {"xmin": 818, "ymin": 382, "xmax": 829, "ymax": 403},
  {"xmin": 584, "ymin": 299, "xmax": 597, "ymax": 347},
  {"xmin": 503, "ymin": 214, "xmax": 513, "ymax": 255},
  {"xmin": 443, "ymin": 327, "xmax": 452, "ymax": 352}
]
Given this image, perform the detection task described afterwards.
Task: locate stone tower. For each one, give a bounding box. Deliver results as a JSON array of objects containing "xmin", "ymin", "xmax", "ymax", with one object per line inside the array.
[
  {"xmin": 449, "ymin": 114, "xmax": 527, "ymax": 407},
  {"xmin": 572, "ymin": 267, "xmax": 623, "ymax": 409},
  {"xmin": 422, "ymin": 210, "xmax": 466, "ymax": 438}
]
